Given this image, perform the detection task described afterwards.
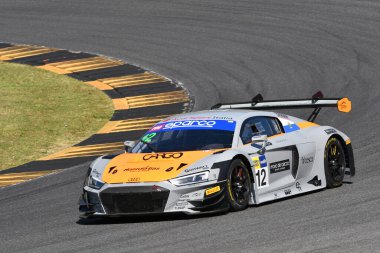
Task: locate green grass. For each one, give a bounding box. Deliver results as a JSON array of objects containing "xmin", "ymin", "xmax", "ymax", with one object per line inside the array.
[{"xmin": 0, "ymin": 62, "xmax": 113, "ymax": 170}]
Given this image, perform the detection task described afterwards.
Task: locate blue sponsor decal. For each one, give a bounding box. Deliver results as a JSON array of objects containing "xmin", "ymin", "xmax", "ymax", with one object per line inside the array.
[
  {"xmin": 283, "ymin": 124, "xmax": 300, "ymax": 133},
  {"xmin": 259, "ymin": 155, "xmax": 267, "ymax": 167},
  {"xmin": 149, "ymin": 120, "xmax": 236, "ymax": 132}
]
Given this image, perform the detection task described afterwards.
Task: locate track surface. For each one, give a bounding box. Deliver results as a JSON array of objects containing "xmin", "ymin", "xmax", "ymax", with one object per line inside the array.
[{"xmin": 1, "ymin": 0, "xmax": 380, "ymax": 252}]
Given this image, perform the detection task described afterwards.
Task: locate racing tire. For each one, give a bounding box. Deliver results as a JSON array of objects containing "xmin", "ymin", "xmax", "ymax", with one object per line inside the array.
[
  {"xmin": 324, "ymin": 137, "xmax": 346, "ymax": 188},
  {"xmin": 226, "ymin": 159, "xmax": 251, "ymax": 211}
]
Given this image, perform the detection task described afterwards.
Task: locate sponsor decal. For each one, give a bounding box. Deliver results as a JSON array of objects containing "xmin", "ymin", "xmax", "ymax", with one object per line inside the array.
[
  {"xmin": 307, "ymin": 176, "xmax": 322, "ymax": 186},
  {"xmin": 147, "ymin": 120, "xmax": 236, "ymax": 132},
  {"xmin": 175, "ymin": 201, "xmax": 188, "ymax": 207},
  {"xmin": 178, "ymin": 196, "xmax": 190, "ymax": 202},
  {"xmin": 205, "ymin": 185, "xmax": 221, "ymax": 196},
  {"xmin": 284, "ymin": 189, "xmax": 291, "ymax": 195},
  {"xmin": 165, "ymin": 163, "xmax": 188, "ymax": 172},
  {"xmin": 123, "ymin": 167, "xmax": 159, "ymax": 172},
  {"xmin": 325, "ymin": 128, "xmax": 337, "ymax": 135},
  {"xmin": 253, "ymin": 155, "xmax": 269, "ymax": 188},
  {"xmin": 164, "ymin": 120, "xmax": 216, "ymax": 129},
  {"xmin": 259, "ymin": 155, "xmax": 267, "ymax": 167},
  {"xmin": 143, "ymin": 152, "xmax": 183, "ymax": 160},
  {"xmin": 212, "ymin": 116, "xmax": 233, "ymax": 120},
  {"xmin": 126, "ymin": 177, "xmax": 140, "ymax": 182},
  {"xmin": 283, "ymin": 123, "xmax": 301, "ymax": 133},
  {"xmin": 270, "ymin": 159, "xmax": 291, "ymax": 173},
  {"xmin": 181, "ymin": 190, "xmax": 204, "ymax": 201},
  {"xmin": 174, "ymin": 197, "xmax": 190, "ymax": 210},
  {"xmin": 296, "ymin": 182, "xmax": 302, "ymax": 191},
  {"xmin": 191, "ymin": 192, "xmax": 202, "ymax": 198},
  {"xmin": 255, "ymin": 166, "xmax": 269, "ymax": 188},
  {"xmin": 141, "ymin": 133, "xmax": 157, "ymax": 143},
  {"xmin": 164, "ymin": 116, "xmax": 211, "ymax": 122},
  {"xmin": 278, "ymin": 117, "xmax": 300, "ymax": 133},
  {"xmin": 108, "ymin": 166, "xmax": 117, "ymax": 174},
  {"xmin": 102, "ymin": 150, "xmax": 215, "ymax": 184},
  {"xmin": 301, "ymin": 156, "xmax": 314, "ymax": 164},
  {"xmin": 184, "ymin": 165, "xmax": 208, "ymax": 173},
  {"xmin": 148, "ymin": 125, "xmax": 163, "ymax": 132},
  {"xmin": 252, "ymin": 155, "xmax": 267, "ymax": 170},
  {"xmin": 252, "ymin": 157, "xmax": 261, "ymax": 169}
]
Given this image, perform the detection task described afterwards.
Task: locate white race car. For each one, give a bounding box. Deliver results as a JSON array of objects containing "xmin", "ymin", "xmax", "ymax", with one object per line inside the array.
[{"xmin": 79, "ymin": 92, "xmax": 354, "ymax": 217}]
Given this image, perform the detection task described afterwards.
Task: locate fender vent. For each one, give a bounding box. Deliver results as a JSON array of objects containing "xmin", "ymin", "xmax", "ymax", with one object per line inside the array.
[{"xmin": 291, "ymin": 147, "xmax": 299, "ymax": 178}]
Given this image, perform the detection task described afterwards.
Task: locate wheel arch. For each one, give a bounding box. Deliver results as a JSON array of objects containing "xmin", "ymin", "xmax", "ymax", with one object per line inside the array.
[
  {"xmin": 232, "ymin": 154, "xmax": 254, "ymax": 185},
  {"xmin": 329, "ymin": 134, "xmax": 355, "ymax": 176}
]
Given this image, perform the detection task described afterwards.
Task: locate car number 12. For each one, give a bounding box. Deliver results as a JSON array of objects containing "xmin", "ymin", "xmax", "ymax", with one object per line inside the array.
[
  {"xmin": 252, "ymin": 155, "xmax": 269, "ymax": 189},
  {"xmin": 255, "ymin": 166, "xmax": 269, "ymax": 189}
]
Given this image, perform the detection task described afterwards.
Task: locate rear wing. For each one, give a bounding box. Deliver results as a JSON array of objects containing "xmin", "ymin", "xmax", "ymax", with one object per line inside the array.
[{"xmin": 211, "ymin": 91, "xmax": 351, "ymax": 122}]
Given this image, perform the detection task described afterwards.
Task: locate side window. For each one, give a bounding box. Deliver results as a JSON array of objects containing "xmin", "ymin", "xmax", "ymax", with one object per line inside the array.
[
  {"xmin": 240, "ymin": 116, "xmax": 283, "ymax": 144},
  {"xmin": 269, "ymin": 117, "xmax": 283, "ymax": 134}
]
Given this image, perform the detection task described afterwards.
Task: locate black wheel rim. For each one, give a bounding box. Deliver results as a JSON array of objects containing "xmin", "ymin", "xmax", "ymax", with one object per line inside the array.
[
  {"xmin": 230, "ymin": 165, "xmax": 250, "ymax": 204},
  {"xmin": 327, "ymin": 143, "xmax": 345, "ymax": 182}
]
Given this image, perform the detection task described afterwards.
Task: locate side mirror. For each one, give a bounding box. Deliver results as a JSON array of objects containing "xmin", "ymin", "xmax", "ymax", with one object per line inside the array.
[
  {"xmin": 251, "ymin": 135, "xmax": 268, "ymax": 154},
  {"xmin": 124, "ymin": 140, "xmax": 136, "ymax": 153}
]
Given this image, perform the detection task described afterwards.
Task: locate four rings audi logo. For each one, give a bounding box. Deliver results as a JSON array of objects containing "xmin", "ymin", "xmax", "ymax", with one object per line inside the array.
[{"xmin": 143, "ymin": 153, "xmax": 183, "ymax": 160}]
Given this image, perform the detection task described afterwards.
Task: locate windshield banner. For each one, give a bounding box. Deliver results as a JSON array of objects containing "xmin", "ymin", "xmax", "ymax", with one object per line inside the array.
[{"xmin": 148, "ymin": 120, "xmax": 236, "ymax": 132}]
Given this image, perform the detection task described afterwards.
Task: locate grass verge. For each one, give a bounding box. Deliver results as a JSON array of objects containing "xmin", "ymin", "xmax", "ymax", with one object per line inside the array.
[{"xmin": 0, "ymin": 62, "xmax": 113, "ymax": 170}]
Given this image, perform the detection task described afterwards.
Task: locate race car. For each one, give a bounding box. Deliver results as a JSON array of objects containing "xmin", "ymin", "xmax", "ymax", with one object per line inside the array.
[{"xmin": 79, "ymin": 92, "xmax": 355, "ymax": 217}]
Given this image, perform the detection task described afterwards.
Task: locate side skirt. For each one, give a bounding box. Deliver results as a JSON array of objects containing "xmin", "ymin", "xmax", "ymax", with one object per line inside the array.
[{"xmin": 252, "ymin": 175, "xmax": 326, "ymax": 205}]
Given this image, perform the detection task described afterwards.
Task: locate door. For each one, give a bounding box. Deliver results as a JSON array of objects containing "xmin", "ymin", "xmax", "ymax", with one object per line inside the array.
[{"xmin": 239, "ymin": 116, "xmax": 303, "ymax": 195}]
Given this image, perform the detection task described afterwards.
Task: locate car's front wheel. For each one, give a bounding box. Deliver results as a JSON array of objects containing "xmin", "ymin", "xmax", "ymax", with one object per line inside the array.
[
  {"xmin": 324, "ymin": 137, "xmax": 346, "ymax": 188},
  {"xmin": 226, "ymin": 159, "xmax": 251, "ymax": 211}
]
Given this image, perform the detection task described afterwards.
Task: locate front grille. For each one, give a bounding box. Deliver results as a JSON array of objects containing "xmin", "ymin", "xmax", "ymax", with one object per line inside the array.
[{"xmin": 99, "ymin": 186, "xmax": 169, "ymax": 214}]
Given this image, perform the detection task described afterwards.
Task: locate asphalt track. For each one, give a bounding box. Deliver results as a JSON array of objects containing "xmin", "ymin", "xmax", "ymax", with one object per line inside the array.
[{"xmin": 1, "ymin": 0, "xmax": 380, "ymax": 252}]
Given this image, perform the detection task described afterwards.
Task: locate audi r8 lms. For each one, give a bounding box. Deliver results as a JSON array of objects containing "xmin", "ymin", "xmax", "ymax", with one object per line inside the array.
[{"xmin": 79, "ymin": 92, "xmax": 355, "ymax": 217}]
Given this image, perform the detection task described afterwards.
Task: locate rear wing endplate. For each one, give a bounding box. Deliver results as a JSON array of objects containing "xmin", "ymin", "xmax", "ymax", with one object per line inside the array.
[{"xmin": 211, "ymin": 91, "xmax": 351, "ymax": 122}]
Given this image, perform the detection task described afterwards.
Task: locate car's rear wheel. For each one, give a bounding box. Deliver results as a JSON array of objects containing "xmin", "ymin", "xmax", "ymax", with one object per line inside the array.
[
  {"xmin": 324, "ymin": 137, "xmax": 346, "ymax": 188},
  {"xmin": 226, "ymin": 159, "xmax": 251, "ymax": 211}
]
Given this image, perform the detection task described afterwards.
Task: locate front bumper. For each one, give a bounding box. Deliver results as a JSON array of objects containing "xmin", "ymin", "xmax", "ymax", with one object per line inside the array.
[{"xmin": 79, "ymin": 180, "xmax": 229, "ymax": 217}]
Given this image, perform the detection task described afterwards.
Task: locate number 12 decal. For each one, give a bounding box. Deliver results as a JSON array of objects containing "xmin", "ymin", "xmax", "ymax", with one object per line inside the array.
[
  {"xmin": 255, "ymin": 167, "xmax": 269, "ymax": 188},
  {"xmin": 252, "ymin": 155, "xmax": 269, "ymax": 189}
]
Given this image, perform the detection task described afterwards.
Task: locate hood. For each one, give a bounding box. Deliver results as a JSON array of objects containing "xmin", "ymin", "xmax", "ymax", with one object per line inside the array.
[{"xmin": 101, "ymin": 150, "xmax": 216, "ymax": 183}]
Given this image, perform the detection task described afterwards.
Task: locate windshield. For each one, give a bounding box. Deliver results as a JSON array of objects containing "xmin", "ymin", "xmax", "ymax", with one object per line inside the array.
[{"xmin": 131, "ymin": 119, "xmax": 236, "ymax": 153}]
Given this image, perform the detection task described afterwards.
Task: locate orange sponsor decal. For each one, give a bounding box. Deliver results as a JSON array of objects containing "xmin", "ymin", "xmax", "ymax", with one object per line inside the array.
[
  {"xmin": 205, "ymin": 185, "xmax": 221, "ymax": 196},
  {"xmin": 102, "ymin": 150, "xmax": 215, "ymax": 183}
]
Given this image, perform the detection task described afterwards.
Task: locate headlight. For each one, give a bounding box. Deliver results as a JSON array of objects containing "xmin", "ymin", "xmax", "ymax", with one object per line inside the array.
[
  {"xmin": 88, "ymin": 175, "xmax": 105, "ymax": 189},
  {"xmin": 169, "ymin": 171, "xmax": 209, "ymax": 186}
]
